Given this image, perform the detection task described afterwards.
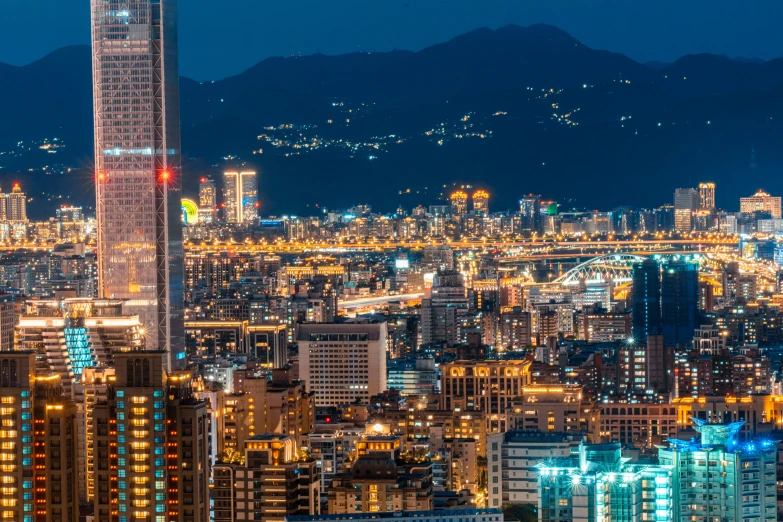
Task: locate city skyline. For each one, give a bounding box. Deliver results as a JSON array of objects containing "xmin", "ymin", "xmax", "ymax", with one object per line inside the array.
[{"xmin": 4, "ymin": 4, "xmax": 783, "ymax": 522}]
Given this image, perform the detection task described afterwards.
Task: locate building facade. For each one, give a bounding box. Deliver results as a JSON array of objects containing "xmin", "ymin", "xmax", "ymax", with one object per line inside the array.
[{"xmin": 91, "ymin": 0, "xmax": 186, "ymax": 368}]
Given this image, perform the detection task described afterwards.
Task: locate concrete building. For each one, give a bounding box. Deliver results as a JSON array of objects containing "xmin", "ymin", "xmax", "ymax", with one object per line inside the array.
[
  {"xmin": 213, "ymin": 434, "xmax": 320, "ymax": 522},
  {"xmin": 538, "ymin": 442, "xmax": 673, "ymax": 522},
  {"xmin": 598, "ymin": 403, "xmax": 678, "ymax": 448},
  {"xmin": 741, "ymin": 189, "xmax": 782, "ymax": 218},
  {"xmin": 508, "ymin": 385, "xmax": 596, "ymax": 437},
  {"xmin": 298, "ymin": 323, "xmax": 387, "ymax": 406},
  {"xmin": 327, "ymin": 454, "xmax": 434, "ymax": 514},
  {"xmin": 487, "ymin": 431, "xmax": 583, "ymax": 508},
  {"xmin": 91, "ymin": 351, "xmax": 211, "ymax": 521},
  {"xmin": 440, "ymin": 360, "xmax": 532, "ymax": 432},
  {"xmin": 14, "ymin": 298, "xmax": 144, "ymax": 400},
  {"xmin": 578, "ymin": 311, "xmax": 630, "ymax": 342},
  {"xmin": 674, "ymin": 187, "xmax": 700, "ymax": 232},
  {"xmin": 0, "ymin": 352, "xmax": 79, "ymax": 522}
]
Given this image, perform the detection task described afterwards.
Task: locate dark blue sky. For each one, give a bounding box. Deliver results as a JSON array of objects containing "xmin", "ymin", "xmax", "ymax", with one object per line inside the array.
[{"xmin": 2, "ymin": 0, "xmax": 782, "ymax": 80}]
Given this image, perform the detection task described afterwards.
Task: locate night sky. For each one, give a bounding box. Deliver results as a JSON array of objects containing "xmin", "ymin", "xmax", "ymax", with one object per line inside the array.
[{"xmin": 1, "ymin": 0, "xmax": 782, "ymax": 80}]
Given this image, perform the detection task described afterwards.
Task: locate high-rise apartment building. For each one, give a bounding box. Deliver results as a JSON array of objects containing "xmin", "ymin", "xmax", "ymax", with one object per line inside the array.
[
  {"xmin": 539, "ymin": 421, "xmax": 777, "ymax": 522},
  {"xmin": 450, "ymin": 191, "xmax": 468, "ymax": 215},
  {"xmin": 197, "ymin": 177, "xmax": 217, "ymax": 223},
  {"xmin": 439, "ymin": 360, "xmax": 531, "ymax": 432},
  {"xmin": 673, "ymin": 188, "xmax": 699, "ymax": 232},
  {"xmin": 7, "ymin": 182, "xmax": 27, "ymax": 222},
  {"xmin": 91, "ymin": 0, "xmax": 186, "ymax": 369},
  {"xmin": 472, "ymin": 190, "xmax": 489, "ymax": 216},
  {"xmin": 222, "ymin": 171, "xmax": 259, "ymax": 224},
  {"xmin": 14, "ymin": 298, "xmax": 144, "ymax": 400},
  {"xmin": 213, "ymin": 434, "xmax": 320, "ymax": 522},
  {"xmin": 740, "ymin": 189, "xmax": 782, "ymax": 218},
  {"xmin": 487, "ymin": 431, "xmax": 583, "ymax": 508},
  {"xmin": 421, "ymin": 271, "xmax": 468, "ymax": 344},
  {"xmin": 298, "ymin": 323, "xmax": 387, "ymax": 406},
  {"xmin": 698, "ymin": 182, "xmax": 716, "ymax": 210},
  {"xmin": 91, "ymin": 351, "xmax": 211, "ymax": 521},
  {"xmin": 0, "ymin": 352, "xmax": 80, "ymax": 522},
  {"xmin": 0, "ymin": 293, "xmax": 13, "ymax": 351}
]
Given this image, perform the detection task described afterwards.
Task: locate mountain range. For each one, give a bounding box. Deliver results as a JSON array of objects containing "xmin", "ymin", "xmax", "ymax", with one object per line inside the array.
[{"xmin": 1, "ymin": 24, "xmax": 783, "ymax": 218}]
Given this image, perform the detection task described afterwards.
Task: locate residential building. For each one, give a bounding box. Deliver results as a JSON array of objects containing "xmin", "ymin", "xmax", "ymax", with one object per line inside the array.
[
  {"xmin": 487, "ymin": 431, "xmax": 583, "ymax": 508},
  {"xmin": 213, "ymin": 434, "xmax": 319, "ymax": 522}
]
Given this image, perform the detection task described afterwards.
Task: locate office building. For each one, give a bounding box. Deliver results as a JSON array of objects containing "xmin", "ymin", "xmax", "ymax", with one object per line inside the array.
[
  {"xmin": 197, "ymin": 177, "xmax": 217, "ymax": 223},
  {"xmin": 488, "ymin": 431, "xmax": 583, "ymax": 508},
  {"xmin": 673, "ymin": 188, "xmax": 699, "ymax": 232},
  {"xmin": 91, "ymin": 351, "xmax": 211, "ymax": 521},
  {"xmin": 631, "ymin": 258, "xmax": 661, "ymax": 341},
  {"xmin": 0, "ymin": 352, "xmax": 80, "ymax": 522},
  {"xmin": 698, "ymin": 182, "xmax": 716, "ymax": 210},
  {"xmin": 741, "ymin": 189, "xmax": 782, "ymax": 218},
  {"xmin": 223, "ymin": 171, "xmax": 259, "ymax": 224},
  {"xmin": 661, "ymin": 259, "xmax": 699, "ymax": 347},
  {"xmin": 519, "ymin": 194, "xmax": 541, "ymax": 233},
  {"xmin": 91, "ymin": 0, "xmax": 186, "ymax": 369},
  {"xmin": 298, "ymin": 323, "xmax": 387, "ymax": 406},
  {"xmin": 213, "ymin": 434, "xmax": 320, "ymax": 522},
  {"xmin": 387, "ymin": 357, "xmax": 438, "ymax": 395}
]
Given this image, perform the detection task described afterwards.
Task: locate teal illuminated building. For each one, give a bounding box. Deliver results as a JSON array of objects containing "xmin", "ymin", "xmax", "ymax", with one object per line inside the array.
[{"xmin": 537, "ymin": 419, "xmax": 776, "ymax": 522}]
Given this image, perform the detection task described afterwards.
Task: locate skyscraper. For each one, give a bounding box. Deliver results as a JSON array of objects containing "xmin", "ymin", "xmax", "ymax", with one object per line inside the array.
[
  {"xmin": 673, "ymin": 188, "xmax": 699, "ymax": 232},
  {"xmin": 519, "ymin": 194, "xmax": 541, "ymax": 233},
  {"xmin": 661, "ymin": 259, "xmax": 699, "ymax": 347},
  {"xmin": 472, "ymin": 190, "xmax": 489, "ymax": 216},
  {"xmin": 6, "ymin": 182, "xmax": 27, "ymax": 222},
  {"xmin": 698, "ymin": 182, "xmax": 716, "ymax": 210},
  {"xmin": 197, "ymin": 177, "xmax": 216, "ymax": 223},
  {"xmin": 222, "ymin": 171, "xmax": 259, "ymax": 224},
  {"xmin": 631, "ymin": 258, "xmax": 661, "ymax": 341},
  {"xmin": 91, "ymin": 0, "xmax": 185, "ymax": 368},
  {"xmin": 450, "ymin": 191, "xmax": 468, "ymax": 215}
]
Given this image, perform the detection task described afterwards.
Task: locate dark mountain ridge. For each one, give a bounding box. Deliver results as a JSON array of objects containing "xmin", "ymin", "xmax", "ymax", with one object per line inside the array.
[{"xmin": 2, "ymin": 24, "xmax": 783, "ymax": 217}]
